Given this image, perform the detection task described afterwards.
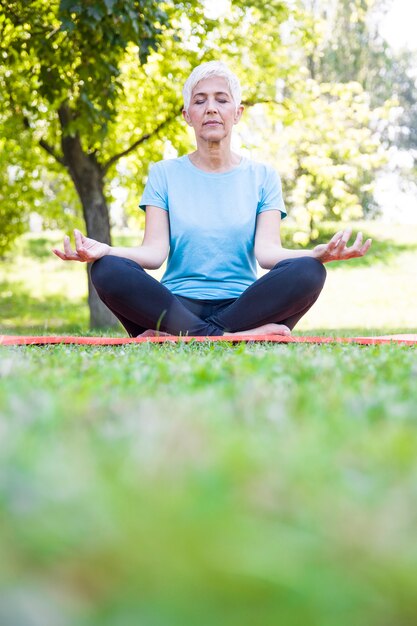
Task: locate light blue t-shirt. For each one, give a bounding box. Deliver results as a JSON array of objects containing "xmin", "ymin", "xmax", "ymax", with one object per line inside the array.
[{"xmin": 139, "ymin": 155, "xmax": 286, "ymax": 299}]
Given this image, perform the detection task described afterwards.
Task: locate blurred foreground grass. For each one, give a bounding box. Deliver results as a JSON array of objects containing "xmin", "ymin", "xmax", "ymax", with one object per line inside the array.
[
  {"xmin": 1, "ymin": 342, "xmax": 417, "ymax": 625},
  {"xmin": 1, "ymin": 224, "xmax": 417, "ymax": 625}
]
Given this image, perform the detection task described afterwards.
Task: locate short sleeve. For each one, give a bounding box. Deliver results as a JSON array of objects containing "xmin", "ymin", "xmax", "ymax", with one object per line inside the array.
[
  {"xmin": 257, "ymin": 167, "xmax": 287, "ymax": 219},
  {"xmin": 139, "ymin": 162, "xmax": 169, "ymax": 212}
]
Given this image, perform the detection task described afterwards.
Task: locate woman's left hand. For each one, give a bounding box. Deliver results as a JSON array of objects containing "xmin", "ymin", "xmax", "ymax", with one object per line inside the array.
[
  {"xmin": 312, "ymin": 228, "xmax": 372, "ymax": 263},
  {"xmin": 52, "ymin": 229, "xmax": 110, "ymax": 263}
]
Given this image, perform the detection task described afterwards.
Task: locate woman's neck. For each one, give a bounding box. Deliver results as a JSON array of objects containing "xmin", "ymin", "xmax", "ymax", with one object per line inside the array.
[{"xmin": 189, "ymin": 145, "xmax": 241, "ymax": 173}]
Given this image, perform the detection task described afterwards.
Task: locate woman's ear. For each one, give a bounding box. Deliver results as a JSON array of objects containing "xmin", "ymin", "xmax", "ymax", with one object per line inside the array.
[
  {"xmin": 234, "ymin": 105, "xmax": 244, "ymax": 124},
  {"xmin": 182, "ymin": 108, "xmax": 192, "ymax": 126}
]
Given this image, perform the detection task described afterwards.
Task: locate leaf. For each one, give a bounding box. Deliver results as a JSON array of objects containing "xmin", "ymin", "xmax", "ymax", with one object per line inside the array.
[
  {"xmin": 104, "ymin": 0, "xmax": 118, "ymax": 13},
  {"xmin": 59, "ymin": 18, "xmax": 75, "ymax": 32},
  {"xmin": 86, "ymin": 5, "xmax": 104, "ymax": 21},
  {"xmin": 59, "ymin": 0, "xmax": 82, "ymax": 13}
]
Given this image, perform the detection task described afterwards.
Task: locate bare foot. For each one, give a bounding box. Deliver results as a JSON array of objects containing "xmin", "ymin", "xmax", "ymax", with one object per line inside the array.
[
  {"xmin": 226, "ymin": 323, "xmax": 291, "ymax": 337},
  {"xmin": 136, "ymin": 329, "xmax": 174, "ymax": 338}
]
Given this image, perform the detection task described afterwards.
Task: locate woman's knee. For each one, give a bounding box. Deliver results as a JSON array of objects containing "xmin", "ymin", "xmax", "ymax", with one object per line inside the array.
[
  {"xmin": 277, "ymin": 256, "xmax": 326, "ymax": 291},
  {"xmin": 91, "ymin": 255, "xmax": 140, "ymax": 294},
  {"xmin": 299, "ymin": 256, "xmax": 327, "ymax": 287},
  {"xmin": 91, "ymin": 255, "xmax": 146, "ymax": 300},
  {"xmin": 90, "ymin": 255, "xmax": 116, "ymax": 291}
]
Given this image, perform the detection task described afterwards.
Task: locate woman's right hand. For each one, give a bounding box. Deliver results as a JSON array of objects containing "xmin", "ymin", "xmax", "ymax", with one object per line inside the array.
[{"xmin": 52, "ymin": 229, "xmax": 110, "ymax": 263}]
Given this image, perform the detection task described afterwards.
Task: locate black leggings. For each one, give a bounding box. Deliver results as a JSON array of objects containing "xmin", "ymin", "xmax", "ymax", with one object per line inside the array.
[{"xmin": 91, "ymin": 256, "xmax": 326, "ymax": 336}]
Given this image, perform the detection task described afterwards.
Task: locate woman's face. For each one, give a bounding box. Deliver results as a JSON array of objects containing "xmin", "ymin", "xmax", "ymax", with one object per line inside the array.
[{"xmin": 183, "ymin": 75, "xmax": 243, "ymax": 142}]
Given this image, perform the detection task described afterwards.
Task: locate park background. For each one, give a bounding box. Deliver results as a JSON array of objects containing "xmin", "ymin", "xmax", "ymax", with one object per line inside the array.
[{"xmin": 1, "ymin": 1, "xmax": 417, "ymax": 625}]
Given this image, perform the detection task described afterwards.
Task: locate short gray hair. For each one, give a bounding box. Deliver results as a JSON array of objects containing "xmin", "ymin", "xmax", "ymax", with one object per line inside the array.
[{"xmin": 182, "ymin": 61, "xmax": 242, "ymax": 112}]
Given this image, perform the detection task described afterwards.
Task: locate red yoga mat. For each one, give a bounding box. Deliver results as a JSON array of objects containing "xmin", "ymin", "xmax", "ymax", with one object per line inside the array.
[{"xmin": 1, "ymin": 334, "xmax": 417, "ymax": 346}]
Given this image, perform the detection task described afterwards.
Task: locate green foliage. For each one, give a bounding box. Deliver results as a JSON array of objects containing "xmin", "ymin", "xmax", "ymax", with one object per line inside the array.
[
  {"xmin": 312, "ymin": 0, "xmax": 388, "ymax": 92},
  {"xmin": 0, "ymin": 0, "xmax": 399, "ymax": 252},
  {"xmin": 305, "ymin": 0, "xmax": 417, "ymax": 169},
  {"xmin": 0, "ymin": 120, "xmax": 79, "ymax": 255},
  {"xmin": 244, "ymin": 79, "xmax": 393, "ymax": 242},
  {"xmin": 0, "ymin": 148, "xmax": 27, "ymax": 255},
  {"xmin": 1, "ymin": 0, "xmax": 169, "ymax": 131},
  {"xmin": 283, "ymin": 81, "xmax": 389, "ymax": 240},
  {"xmin": 252, "ymin": 0, "xmax": 401, "ymax": 241},
  {"xmin": 388, "ymin": 48, "xmax": 417, "ymax": 165},
  {"xmin": 0, "ymin": 0, "xmax": 176, "ymax": 254}
]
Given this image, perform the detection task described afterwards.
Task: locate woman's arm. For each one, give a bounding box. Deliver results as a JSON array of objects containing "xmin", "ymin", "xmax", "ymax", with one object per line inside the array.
[
  {"xmin": 254, "ymin": 211, "xmax": 372, "ymax": 269},
  {"xmin": 53, "ymin": 206, "xmax": 170, "ymax": 269}
]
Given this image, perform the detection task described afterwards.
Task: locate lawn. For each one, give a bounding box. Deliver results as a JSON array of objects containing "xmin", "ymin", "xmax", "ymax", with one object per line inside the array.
[{"xmin": 0, "ymin": 225, "xmax": 416, "ymax": 625}]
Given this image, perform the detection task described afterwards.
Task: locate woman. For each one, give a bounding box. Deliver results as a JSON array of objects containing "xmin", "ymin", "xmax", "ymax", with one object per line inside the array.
[{"xmin": 53, "ymin": 61, "xmax": 371, "ymax": 337}]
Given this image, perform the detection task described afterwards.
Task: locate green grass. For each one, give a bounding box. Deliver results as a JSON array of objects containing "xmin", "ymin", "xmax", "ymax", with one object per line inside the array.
[
  {"xmin": 0, "ymin": 226, "xmax": 416, "ymax": 624},
  {"xmin": 1, "ymin": 342, "xmax": 417, "ymax": 625}
]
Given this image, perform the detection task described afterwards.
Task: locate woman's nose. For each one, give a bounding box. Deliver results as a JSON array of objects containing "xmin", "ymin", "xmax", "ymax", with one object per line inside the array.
[{"xmin": 205, "ymin": 99, "xmax": 218, "ymax": 113}]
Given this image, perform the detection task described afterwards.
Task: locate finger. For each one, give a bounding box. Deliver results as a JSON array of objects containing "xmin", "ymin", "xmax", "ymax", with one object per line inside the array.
[
  {"xmin": 63, "ymin": 235, "xmax": 74, "ymax": 257},
  {"xmin": 74, "ymin": 229, "xmax": 85, "ymax": 244},
  {"xmin": 327, "ymin": 230, "xmax": 344, "ymax": 252},
  {"xmin": 52, "ymin": 248, "xmax": 68, "ymax": 260},
  {"xmin": 329, "ymin": 230, "xmax": 344, "ymax": 246},
  {"xmin": 346, "ymin": 231, "xmax": 363, "ymax": 251},
  {"xmin": 346, "ymin": 236, "xmax": 372, "ymax": 258},
  {"xmin": 63, "ymin": 235, "xmax": 82, "ymax": 260},
  {"xmin": 336, "ymin": 228, "xmax": 352, "ymax": 248},
  {"xmin": 360, "ymin": 238, "xmax": 372, "ymax": 255},
  {"xmin": 74, "ymin": 229, "xmax": 84, "ymax": 252}
]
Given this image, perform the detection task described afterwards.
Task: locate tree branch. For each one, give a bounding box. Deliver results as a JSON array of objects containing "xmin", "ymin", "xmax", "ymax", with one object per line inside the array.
[
  {"xmin": 243, "ymin": 97, "xmax": 290, "ymax": 109},
  {"xmin": 38, "ymin": 138, "xmax": 66, "ymax": 166},
  {"xmin": 22, "ymin": 117, "xmax": 66, "ymax": 166},
  {"xmin": 102, "ymin": 106, "xmax": 182, "ymax": 174}
]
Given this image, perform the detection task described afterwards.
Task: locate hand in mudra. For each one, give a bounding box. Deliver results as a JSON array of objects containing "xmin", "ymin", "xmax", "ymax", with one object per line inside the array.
[
  {"xmin": 312, "ymin": 228, "xmax": 372, "ymax": 263},
  {"xmin": 53, "ymin": 229, "xmax": 110, "ymax": 262}
]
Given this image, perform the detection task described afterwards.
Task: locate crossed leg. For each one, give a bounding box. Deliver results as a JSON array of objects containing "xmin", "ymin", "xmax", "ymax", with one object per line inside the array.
[
  {"xmin": 91, "ymin": 256, "xmax": 224, "ymax": 336},
  {"xmin": 90, "ymin": 256, "xmax": 326, "ymax": 336},
  {"xmin": 210, "ymin": 257, "xmax": 327, "ymax": 334}
]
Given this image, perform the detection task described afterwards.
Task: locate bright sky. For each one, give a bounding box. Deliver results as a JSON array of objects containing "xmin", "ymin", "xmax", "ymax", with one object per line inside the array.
[{"xmin": 379, "ymin": 0, "xmax": 417, "ymax": 51}]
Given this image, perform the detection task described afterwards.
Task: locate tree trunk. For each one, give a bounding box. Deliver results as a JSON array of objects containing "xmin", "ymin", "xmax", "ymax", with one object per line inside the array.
[{"xmin": 59, "ymin": 105, "xmax": 118, "ymax": 329}]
